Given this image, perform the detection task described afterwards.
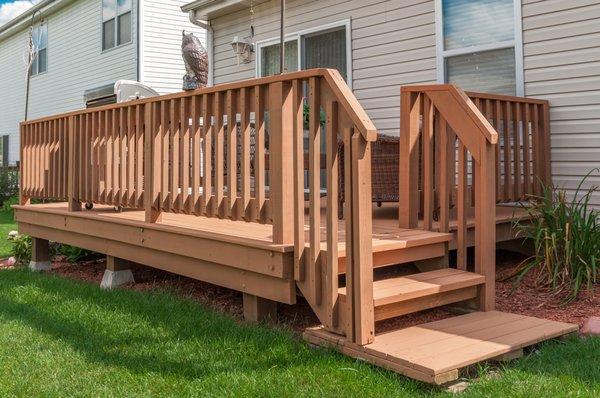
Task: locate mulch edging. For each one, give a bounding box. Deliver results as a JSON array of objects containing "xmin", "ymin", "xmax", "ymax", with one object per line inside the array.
[{"xmin": 4, "ymin": 250, "xmax": 598, "ymax": 332}]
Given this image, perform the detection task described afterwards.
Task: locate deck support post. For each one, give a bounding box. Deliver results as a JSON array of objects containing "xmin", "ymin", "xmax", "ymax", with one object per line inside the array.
[
  {"xmin": 101, "ymin": 255, "xmax": 134, "ymax": 290},
  {"xmin": 29, "ymin": 237, "xmax": 51, "ymax": 271},
  {"xmin": 243, "ymin": 293, "xmax": 277, "ymax": 323}
]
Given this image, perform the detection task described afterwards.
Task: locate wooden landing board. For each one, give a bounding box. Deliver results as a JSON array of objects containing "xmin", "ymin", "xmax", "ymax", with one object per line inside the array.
[{"xmin": 304, "ymin": 311, "xmax": 578, "ymax": 384}]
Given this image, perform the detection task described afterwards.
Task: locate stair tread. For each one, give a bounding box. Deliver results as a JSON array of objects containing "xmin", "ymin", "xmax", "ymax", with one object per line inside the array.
[{"xmin": 339, "ymin": 269, "xmax": 485, "ymax": 306}]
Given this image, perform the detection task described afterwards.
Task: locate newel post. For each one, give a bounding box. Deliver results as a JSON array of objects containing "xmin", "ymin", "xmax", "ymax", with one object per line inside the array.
[
  {"xmin": 269, "ymin": 81, "xmax": 294, "ymax": 245},
  {"xmin": 475, "ymin": 141, "xmax": 496, "ymax": 311},
  {"xmin": 67, "ymin": 115, "xmax": 81, "ymax": 211},
  {"xmin": 399, "ymin": 90, "xmax": 420, "ymax": 229}
]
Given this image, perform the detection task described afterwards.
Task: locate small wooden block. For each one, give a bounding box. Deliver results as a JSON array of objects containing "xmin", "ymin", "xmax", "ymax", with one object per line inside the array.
[
  {"xmin": 243, "ymin": 293, "xmax": 277, "ymax": 323},
  {"xmin": 492, "ymin": 348, "xmax": 523, "ymax": 362}
]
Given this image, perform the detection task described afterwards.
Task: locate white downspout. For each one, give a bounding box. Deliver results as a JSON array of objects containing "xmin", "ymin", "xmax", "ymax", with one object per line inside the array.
[{"xmin": 188, "ymin": 10, "xmax": 214, "ymax": 87}]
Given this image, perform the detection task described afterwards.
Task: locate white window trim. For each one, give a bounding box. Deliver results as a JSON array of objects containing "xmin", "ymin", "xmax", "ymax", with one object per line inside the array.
[
  {"xmin": 254, "ymin": 19, "xmax": 352, "ymax": 88},
  {"xmin": 101, "ymin": 0, "xmax": 133, "ymax": 52},
  {"xmin": 434, "ymin": 0, "xmax": 524, "ymax": 96}
]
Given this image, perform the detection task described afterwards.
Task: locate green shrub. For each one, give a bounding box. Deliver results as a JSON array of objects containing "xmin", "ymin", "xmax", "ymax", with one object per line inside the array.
[
  {"xmin": 0, "ymin": 168, "xmax": 18, "ymax": 207},
  {"xmin": 511, "ymin": 171, "xmax": 599, "ymax": 303},
  {"xmin": 2, "ymin": 195, "xmax": 17, "ymax": 212},
  {"xmin": 59, "ymin": 245, "xmax": 101, "ymax": 263},
  {"xmin": 9, "ymin": 234, "xmax": 31, "ymax": 264}
]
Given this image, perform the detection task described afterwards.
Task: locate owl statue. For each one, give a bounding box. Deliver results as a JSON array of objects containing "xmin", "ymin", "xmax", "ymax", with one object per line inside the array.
[{"xmin": 181, "ymin": 30, "xmax": 208, "ymax": 90}]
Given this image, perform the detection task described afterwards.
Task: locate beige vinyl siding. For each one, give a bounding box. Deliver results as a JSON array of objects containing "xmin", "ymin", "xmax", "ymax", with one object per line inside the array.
[
  {"xmin": 0, "ymin": 0, "xmax": 138, "ymax": 164},
  {"xmin": 522, "ymin": 0, "xmax": 600, "ymax": 206},
  {"xmin": 210, "ymin": 0, "xmax": 437, "ymax": 135},
  {"xmin": 140, "ymin": 0, "xmax": 206, "ymax": 94}
]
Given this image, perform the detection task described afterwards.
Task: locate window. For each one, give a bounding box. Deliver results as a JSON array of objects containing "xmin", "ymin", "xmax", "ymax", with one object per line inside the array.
[
  {"xmin": 30, "ymin": 23, "xmax": 47, "ymax": 76},
  {"xmin": 102, "ymin": 0, "xmax": 132, "ymax": 50},
  {"xmin": 436, "ymin": 0, "xmax": 523, "ymax": 95},
  {"xmin": 257, "ymin": 21, "xmax": 351, "ymax": 84}
]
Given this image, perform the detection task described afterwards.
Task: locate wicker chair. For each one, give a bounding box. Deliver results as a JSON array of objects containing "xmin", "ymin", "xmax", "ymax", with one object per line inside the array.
[{"xmin": 338, "ymin": 134, "xmax": 399, "ymax": 217}]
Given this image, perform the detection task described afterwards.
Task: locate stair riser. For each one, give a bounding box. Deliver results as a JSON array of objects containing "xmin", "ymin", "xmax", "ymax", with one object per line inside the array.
[
  {"xmin": 337, "ymin": 242, "xmax": 447, "ymax": 274},
  {"xmin": 374, "ymin": 286, "xmax": 478, "ymax": 322}
]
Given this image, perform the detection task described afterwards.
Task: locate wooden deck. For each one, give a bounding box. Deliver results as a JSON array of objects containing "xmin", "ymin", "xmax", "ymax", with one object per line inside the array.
[
  {"xmin": 17, "ymin": 72, "xmax": 566, "ymax": 384},
  {"xmin": 305, "ymin": 311, "xmax": 578, "ymax": 384}
]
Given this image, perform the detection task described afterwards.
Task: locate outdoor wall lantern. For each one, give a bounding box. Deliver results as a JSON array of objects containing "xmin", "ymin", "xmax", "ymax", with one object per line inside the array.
[{"xmin": 231, "ymin": 36, "xmax": 254, "ymax": 64}]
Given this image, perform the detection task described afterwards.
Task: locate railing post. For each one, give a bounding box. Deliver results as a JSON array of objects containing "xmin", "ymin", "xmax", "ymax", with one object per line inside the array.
[
  {"xmin": 350, "ymin": 131, "xmax": 374, "ymax": 345},
  {"xmin": 475, "ymin": 142, "xmax": 496, "ymax": 311},
  {"xmin": 67, "ymin": 116, "xmax": 81, "ymax": 211},
  {"xmin": 399, "ymin": 90, "xmax": 420, "ymax": 229},
  {"xmin": 269, "ymin": 81, "xmax": 294, "ymax": 245},
  {"xmin": 144, "ymin": 103, "xmax": 162, "ymax": 223}
]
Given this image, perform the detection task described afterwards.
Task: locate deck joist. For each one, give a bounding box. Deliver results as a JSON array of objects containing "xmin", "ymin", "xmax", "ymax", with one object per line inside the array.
[{"xmin": 304, "ymin": 311, "xmax": 578, "ymax": 384}]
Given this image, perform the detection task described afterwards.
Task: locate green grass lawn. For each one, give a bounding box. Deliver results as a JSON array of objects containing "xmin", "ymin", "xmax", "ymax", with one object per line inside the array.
[{"xmin": 0, "ymin": 268, "xmax": 598, "ymax": 397}]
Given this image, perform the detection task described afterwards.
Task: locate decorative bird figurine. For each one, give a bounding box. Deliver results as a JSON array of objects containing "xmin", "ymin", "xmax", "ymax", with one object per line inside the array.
[{"xmin": 181, "ymin": 30, "xmax": 208, "ymax": 90}]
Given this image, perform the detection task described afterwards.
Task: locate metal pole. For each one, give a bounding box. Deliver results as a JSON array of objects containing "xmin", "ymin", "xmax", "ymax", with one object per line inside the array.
[{"xmin": 279, "ymin": 0, "xmax": 285, "ymax": 74}]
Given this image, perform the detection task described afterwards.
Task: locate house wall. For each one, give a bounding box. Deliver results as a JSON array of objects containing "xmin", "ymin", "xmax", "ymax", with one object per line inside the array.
[
  {"xmin": 0, "ymin": 0, "xmax": 138, "ymax": 164},
  {"xmin": 522, "ymin": 0, "xmax": 600, "ymax": 205},
  {"xmin": 210, "ymin": 0, "xmax": 437, "ymax": 136},
  {"xmin": 140, "ymin": 0, "xmax": 206, "ymax": 94},
  {"xmin": 206, "ymin": 0, "xmax": 600, "ymax": 206}
]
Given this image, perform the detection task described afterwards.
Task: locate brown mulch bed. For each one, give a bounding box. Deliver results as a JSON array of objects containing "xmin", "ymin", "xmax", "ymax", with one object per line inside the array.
[{"xmin": 23, "ymin": 249, "xmax": 600, "ymax": 333}]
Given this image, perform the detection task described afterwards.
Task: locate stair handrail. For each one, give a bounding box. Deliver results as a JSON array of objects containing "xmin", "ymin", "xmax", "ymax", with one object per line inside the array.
[{"xmin": 399, "ymin": 84, "xmax": 498, "ymax": 311}]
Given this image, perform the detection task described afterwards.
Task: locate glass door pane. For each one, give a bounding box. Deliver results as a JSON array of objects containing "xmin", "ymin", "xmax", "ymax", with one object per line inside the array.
[{"xmin": 303, "ymin": 28, "xmax": 347, "ymax": 81}]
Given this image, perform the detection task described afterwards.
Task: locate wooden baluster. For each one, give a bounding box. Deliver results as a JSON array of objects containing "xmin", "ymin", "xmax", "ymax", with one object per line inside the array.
[
  {"xmin": 269, "ymin": 81, "xmax": 294, "ymax": 244},
  {"xmin": 523, "ymin": 103, "xmax": 531, "ymax": 197},
  {"xmin": 145, "ymin": 102, "xmax": 162, "ymax": 223},
  {"xmin": 136, "ymin": 105, "xmax": 144, "ymax": 207},
  {"xmin": 438, "ymin": 116, "xmax": 449, "ymax": 233},
  {"xmin": 78, "ymin": 115, "xmax": 85, "ymax": 202},
  {"xmin": 422, "ymin": 96, "xmax": 434, "ymax": 230},
  {"xmin": 102, "ymin": 111, "xmax": 110, "ymax": 203},
  {"xmin": 161, "ymin": 101, "xmax": 169, "ymax": 212},
  {"xmin": 215, "ymin": 92, "xmax": 225, "ymax": 217},
  {"xmin": 308, "ymin": 77, "xmax": 322, "ymax": 305},
  {"xmin": 68, "ymin": 116, "xmax": 81, "ymax": 211},
  {"xmin": 19, "ymin": 124, "xmax": 29, "ymax": 205},
  {"xmin": 492, "ymin": 100, "xmax": 501, "ymax": 201},
  {"xmin": 342, "ymin": 127, "xmax": 353, "ymax": 341},
  {"xmin": 531, "ymin": 104, "xmax": 541, "ymax": 195},
  {"xmin": 541, "ymin": 103, "xmax": 552, "ymax": 187},
  {"xmin": 126, "ymin": 107, "xmax": 134, "ymax": 207},
  {"xmin": 448, "ymin": 127, "xmax": 457, "ymax": 208},
  {"xmin": 292, "ymin": 80, "xmax": 305, "ymax": 282},
  {"xmin": 325, "ymin": 99, "xmax": 339, "ymax": 329},
  {"xmin": 254, "ymin": 85, "xmax": 266, "ymax": 222},
  {"xmin": 240, "ymin": 87, "xmax": 251, "ymax": 220},
  {"xmin": 170, "ymin": 98, "xmax": 179, "ymax": 212},
  {"xmin": 457, "ymin": 141, "xmax": 467, "ymax": 270},
  {"xmin": 503, "ymin": 101, "xmax": 512, "ymax": 201},
  {"xmin": 181, "ymin": 97, "xmax": 190, "ymax": 213},
  {"xmin": 90, "ymin": 112, "xmax": 97, "ymax": 204},
  {"xmin": 191, "ymin": 95, "xmax": 201, "ymax": 214},
  {"xmin": 202, "ymin": 94, "xmax": 213, "ymax": 216},
  {"xmin": 399, "ymin": 90, "xmax": 421, "ymax": 229},
  {"xmin": 113, "ymin": 109, "xmax": 120, "ymax": 205},
  {"xmin": 227, "ymin": 90, "xmax": 237, "ymax": 219},
  {"xmin": 513, "ymin": 102, "xmax": 522, "ymax": 200}
]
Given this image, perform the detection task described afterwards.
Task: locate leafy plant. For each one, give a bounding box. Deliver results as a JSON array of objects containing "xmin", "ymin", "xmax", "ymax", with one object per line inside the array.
[
  {"xmin": 509, "ymin": 170, "xmax": 600, "ymax": 303},
  {"xmin": 59, "ymin": 245, "xmax": 101, "ymax": 263},
  {"xmin": 0, "ymin": 167, "xmax": 18, "ymax": 207},
  {"xmin": 303, "ymin": 103, "xmax": 326, "ymax": 130},
  {"xmin": 9, "ymin": 233, "xmax": 31, "ymax": 264}
]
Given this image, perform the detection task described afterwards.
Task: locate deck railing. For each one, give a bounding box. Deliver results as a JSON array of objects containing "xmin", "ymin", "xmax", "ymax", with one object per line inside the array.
[
  {"xmin": 19, "ymin": 68, "xmax": 378, "ymax": 345},
  {"xmin": 399, "ymin": 85, "xmax": 498, "ymax": 310}
]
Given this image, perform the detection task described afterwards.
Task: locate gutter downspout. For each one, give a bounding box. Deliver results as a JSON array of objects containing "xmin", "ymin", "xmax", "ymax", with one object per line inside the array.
[{"xmin": 188, "ymin": 10, "xmax": 213, "ymax": 87}]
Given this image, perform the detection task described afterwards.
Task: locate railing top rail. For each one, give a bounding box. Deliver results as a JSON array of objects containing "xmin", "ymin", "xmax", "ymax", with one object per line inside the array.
[
  {"xmin": 21, "ymin": 68, "xmax": 377, "ymax": 141},
  {"xmin": 401, "ymin": 84, "xmax": 498, "ymax": 145},
  {"xmin": 465, "ymin": 90, "xmax": 549, "ymax": 105}
]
